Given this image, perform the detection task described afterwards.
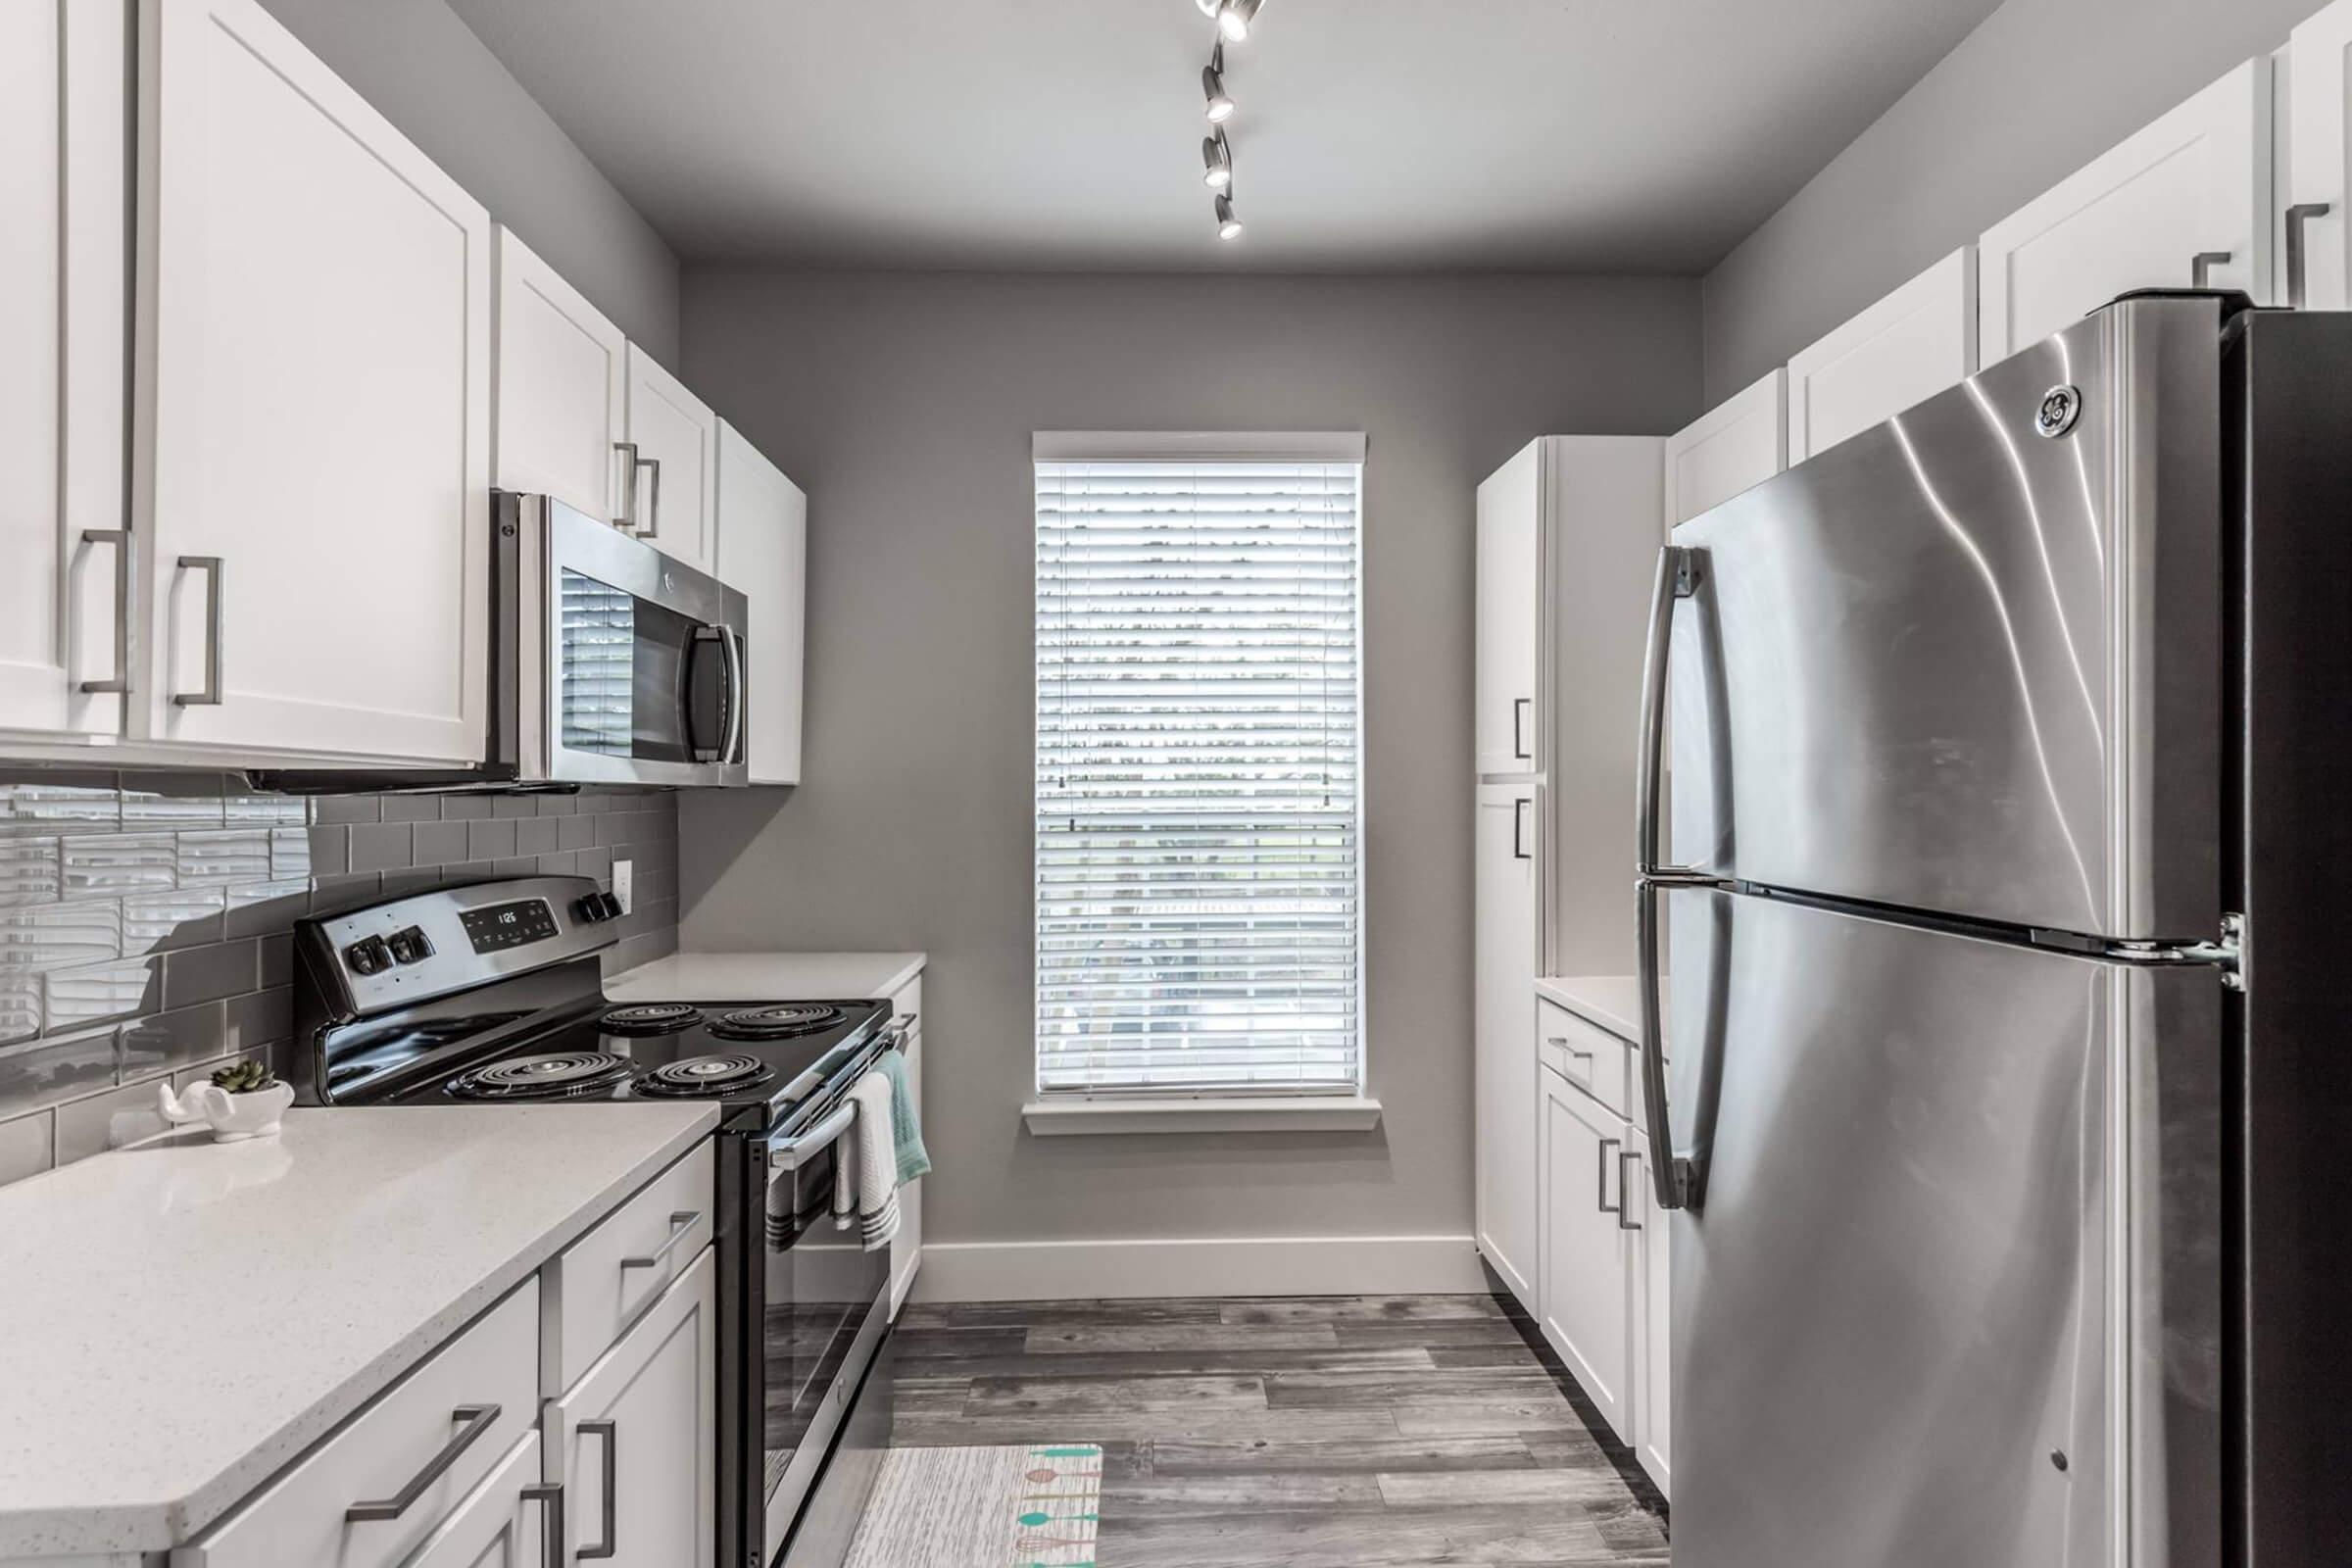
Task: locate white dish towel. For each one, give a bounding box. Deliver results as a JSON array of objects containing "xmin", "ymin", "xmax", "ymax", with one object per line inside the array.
[{"xmin": 840, "ymin": 1068, "xmax": 900, "ymax": 1251}]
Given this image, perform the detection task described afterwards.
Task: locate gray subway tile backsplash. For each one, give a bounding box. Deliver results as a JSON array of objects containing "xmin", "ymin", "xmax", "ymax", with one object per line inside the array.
[{"xmin": 0, "ymin": 777, "xmax": 678, "ymax": 1189}]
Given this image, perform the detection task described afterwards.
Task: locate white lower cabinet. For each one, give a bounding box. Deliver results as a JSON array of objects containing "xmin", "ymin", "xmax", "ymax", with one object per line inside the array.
[
  {"xmin": 1475, "ymin": 786, "xmax": 1542, "ymax": 1308},
  {"xmin": 1540, "ymin": 1071, "xmax": 1638, "ymax": 1440},
  {"xmin": 176, "ymin": 1280, "xmax": 541, "ymax": 1567},
  {"xmin": 1634, "ymin": 1122, "xmax": 1671, "ymax": 1495},
  {"xmin": 401, "ymin": 1432, "xmax": 557, "ymax": 1568},
  {"xmin": 549, "ymin": 1248, "xmax": 717, "ymax": 1568}
]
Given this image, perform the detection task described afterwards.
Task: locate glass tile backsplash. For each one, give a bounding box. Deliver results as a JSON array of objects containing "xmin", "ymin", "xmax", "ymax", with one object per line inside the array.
[{"xmin": 0, "ymin": 776, "xmax": 679, "ymax": 1189}]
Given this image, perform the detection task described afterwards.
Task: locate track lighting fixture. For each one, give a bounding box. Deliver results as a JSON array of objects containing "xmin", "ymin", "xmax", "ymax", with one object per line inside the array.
[
  {"xmin": 1201, "ymin": 130, "xmax": 1233, "ymax": 191},
  {"xmin": 1194, "ymin": 0, "xmax": 1220, "ymax": 16},
  {"xmin": 1216, "ymin": 0, "xmax": 1263, "ymax": 44},
  {"xmin": 1202, "ymin": 47, "xmax": 1235, "ymax": 123},
  {"xmin": 1216, "ymin": 194, "xmax": 1243, "ymax": 240}
]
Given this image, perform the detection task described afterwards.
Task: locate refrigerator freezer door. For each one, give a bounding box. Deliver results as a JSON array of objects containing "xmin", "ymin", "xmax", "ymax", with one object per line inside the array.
[
  {"xmin": 1668, "ymin": 295, "xmax": 2224, "ymax": 942},
  {"xmin": 1667, "ymin": 888, "xmax": 2220, "ymax": 1568}
]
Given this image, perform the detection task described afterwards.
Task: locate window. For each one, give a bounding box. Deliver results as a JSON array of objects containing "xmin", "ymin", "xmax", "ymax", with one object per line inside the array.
[{"xmin": 1034, "ymin": 432, "xmax": 1364, "ymax": 1101}]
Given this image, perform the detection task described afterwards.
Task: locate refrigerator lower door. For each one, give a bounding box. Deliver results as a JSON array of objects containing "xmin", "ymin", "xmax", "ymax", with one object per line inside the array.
[
  {"xmin": 1668, "ymin": 889, "xmax": 2220, "ymax": 1568},
  {"xmin": 1667, "ymin": 294, "xmax": 2224, "ymax": 943}
]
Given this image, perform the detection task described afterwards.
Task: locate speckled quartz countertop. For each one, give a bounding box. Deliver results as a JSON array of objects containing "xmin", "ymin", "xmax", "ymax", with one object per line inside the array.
[
  {"xmin": 1534, "ymin": 974, "xmax": 1647, "ymax": 1044},
  {"xmin": 0, "ymin": 1103, "xmax": 716, "ymax": 1558},
  {"xmin": 606, "ymin": 950, "xmax": 926, "ymax": 1003}
]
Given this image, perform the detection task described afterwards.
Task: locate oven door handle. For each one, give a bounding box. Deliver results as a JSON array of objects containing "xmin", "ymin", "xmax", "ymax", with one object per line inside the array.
[{"xmin": 767, "ymin": 1098, "xmax": 858, "ymax": 1170}]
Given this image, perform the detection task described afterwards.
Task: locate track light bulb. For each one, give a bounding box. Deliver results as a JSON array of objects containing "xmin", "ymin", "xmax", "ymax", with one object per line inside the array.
[
  {"xmin": 1202, "ymin": 63, "xmax": 1235, "ymax": 122},
  {"xmin": 1216, "ymin": 0, "xmax": 1263, "ymax": 43},
  {"xmin": 1201, "ymin": 132, "xmax": 1233, "ymax": 190},
  {"xmin": 1216, "ymin": 194, "xmax": 1243, "ymax": 240}
]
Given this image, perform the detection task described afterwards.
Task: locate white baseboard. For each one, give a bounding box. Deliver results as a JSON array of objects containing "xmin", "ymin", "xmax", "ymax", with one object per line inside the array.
[{"xmin": 908, "ymin": 1234, "xmax": 1487, "ymax": 1302}]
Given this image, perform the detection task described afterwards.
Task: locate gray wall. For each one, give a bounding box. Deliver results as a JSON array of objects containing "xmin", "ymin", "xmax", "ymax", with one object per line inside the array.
[
  {"xmin": 1701, "ymin": 0, "xmax": 2319, "ymax": 401},
  {"xmin": 676, "ymin": 270, "xmax": 1702, "ymax": 1251},
  {"xmin": 256, "ymin": 0, "xmax": 682, "ymax": 361}
]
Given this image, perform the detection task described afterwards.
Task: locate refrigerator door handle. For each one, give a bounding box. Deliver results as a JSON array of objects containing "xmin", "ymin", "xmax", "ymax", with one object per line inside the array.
[{"xmin": 1637, "ymin": 543, "xmax": 1715, "ymax": 1213}]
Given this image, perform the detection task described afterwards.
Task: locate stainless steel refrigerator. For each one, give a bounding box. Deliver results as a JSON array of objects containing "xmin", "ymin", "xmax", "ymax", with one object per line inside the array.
[{"xmin": 1637, "ymin": 293, "xmax": 2350, "ymax": 1567}]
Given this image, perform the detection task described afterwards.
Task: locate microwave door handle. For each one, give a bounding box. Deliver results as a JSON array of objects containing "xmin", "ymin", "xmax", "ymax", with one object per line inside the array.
[
  {"xmin": 717, "ymin": 626, "xmax": 745, "ymax": 764},
  {"xmin": 686, "ymin": 624, "xmax": 724, "ymax": 762}
]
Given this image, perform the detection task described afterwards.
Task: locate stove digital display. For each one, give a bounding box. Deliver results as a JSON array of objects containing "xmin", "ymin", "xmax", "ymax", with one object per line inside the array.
[{"xmin": 460, "ymin": 898, "xmax": 558, "ymax": 954}]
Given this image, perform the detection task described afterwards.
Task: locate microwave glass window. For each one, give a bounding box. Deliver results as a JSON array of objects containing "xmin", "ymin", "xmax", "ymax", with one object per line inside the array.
[
  {"xmin": 560, "ymin": 569, "xmax": 697, "ymax": 762},
  {"xmin": 561, "ymin": 569, "xmax": 633, "ymax": 756}
]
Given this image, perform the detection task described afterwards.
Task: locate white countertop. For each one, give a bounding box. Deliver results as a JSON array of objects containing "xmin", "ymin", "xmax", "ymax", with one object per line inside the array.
[
  {"xmin": 607, "ymin": 950, "xmax": 926, "ymax": 1004},
  {"xmin": 0, "ymin": 1103, "xmax": 717, "ymax": 1557},
  {"xmin": 1535, "ymin": 974, "xmax": 1648, "ymax": 1044}
]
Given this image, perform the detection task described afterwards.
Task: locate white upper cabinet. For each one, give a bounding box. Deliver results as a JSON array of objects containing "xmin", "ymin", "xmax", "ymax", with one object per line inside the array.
[
  {"xmin": 1475, "ymin": 442, "xmax": 1544, "ymax": 776},
  {"xmin": 137, "ymin": 0, "xmax": 492, "ymax": 764},
  {"xmin": 715, "ymin": 421, "xmax": 807, "ymax": 786},
  {"xmin": 0, "ymin": 0, "xmax": 126, "ymax": 741},
  {"xmin": 2290, "ymin": 1, "xmax": 2352, "ymax": 308},
  {"xmin": 1664, "ymin": 370, "xmax": 1787, "ymax": 530},
  {"xmin": 623, "ymin": 346, "xmax": 719, "ymax": 578},
  {"xmin": 1979, "ymin": 58, "xmax": 2273, "ymax": 367},
  {"xmin": 495, "ymin": 227, "xmax": 628, "ymax": 523},
  {"xmin": 1787, "ymin": 248, "xmax": 1978, "ymax": 463}
]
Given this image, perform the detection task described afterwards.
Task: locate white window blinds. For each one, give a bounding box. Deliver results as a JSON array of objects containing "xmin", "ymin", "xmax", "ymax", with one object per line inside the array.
[{"xmin": 1035, "ymin": 448, "xmax": 1364, "ymax": 1097}]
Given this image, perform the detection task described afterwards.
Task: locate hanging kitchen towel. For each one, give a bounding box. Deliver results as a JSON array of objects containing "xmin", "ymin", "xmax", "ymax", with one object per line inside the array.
[
  {"xmin": 850, "ymin": 1067, "xmax": 900, "ymax": 1250},
  {"xmin": 875, "ymin": 1047, "xmax": 931, "ymax": 1185}
]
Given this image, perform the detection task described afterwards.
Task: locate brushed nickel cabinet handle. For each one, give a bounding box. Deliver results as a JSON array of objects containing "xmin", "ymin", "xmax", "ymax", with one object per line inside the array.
[
  {"xmin": 619, "ymin": 1211, "xmax": 699, "ymax": 1273},
  {"xmin": 520, "ymin": 1482, "xmax": 564, "ymax": 1568},
  {"xmin": 1512, "ymin": 797, "xmax": 1532, "ymax": 860},
  {"xmin": 2287, "ymin": 203, "xmax": 2331, "ymax": 309},
  {"xmin": 1512, "ymin": 696, "xmax": 1532, "ymax": 760},
  {"xmin": 344, "ymin": 1403, "xmax": 502, "ymax": 1521},
  {"xmin": 637, "ymin": 456, "xmax": 662, "ymax": 541},
  {"xmin": 172, "ymin": 556, "xmax": 223, "ymax": 707},
  {"xmin": 612, "ymin": 440, "xmax": 639, "ymax": 530},
  {"xmin": 1596, "ymin": 1136, "xmax": 1621, "ymax": 1215},
  {"xmin": 1617, "ymin": 1150, "xmax": 1643, "ymax": 1231},
  {"xmin": 2190, "ymin": 250, "xmax": 2232, "ymax": 289},
  {"xmin": 578, "ymin": 1418, "xmax": 618, "ymax": 1559},
  {"xmin": 78, "ymin": 528, "xmax": 129, "ymax": 695}
]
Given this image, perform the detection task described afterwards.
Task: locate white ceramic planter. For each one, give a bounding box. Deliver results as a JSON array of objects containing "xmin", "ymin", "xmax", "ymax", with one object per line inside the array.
[{"xmin": 158, "ymin": 1079, "xmax": 297, "ymax": 1143}]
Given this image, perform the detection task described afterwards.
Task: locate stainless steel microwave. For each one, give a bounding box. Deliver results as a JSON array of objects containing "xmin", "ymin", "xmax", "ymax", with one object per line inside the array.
[{"xmin": 248, "ymin": 492, "xmax": 749, "ymax": 792}]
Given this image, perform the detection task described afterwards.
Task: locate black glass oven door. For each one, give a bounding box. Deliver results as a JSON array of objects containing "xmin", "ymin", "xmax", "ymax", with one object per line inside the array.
[{"xmin": 763, "ymin": 1138, "xmax": 891, "ymax": 1512}]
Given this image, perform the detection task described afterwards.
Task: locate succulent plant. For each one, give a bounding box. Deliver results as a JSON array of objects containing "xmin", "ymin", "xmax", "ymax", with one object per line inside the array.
[{"xmin": 211, "ymin": 1058, "xmax": 279, "ymax": 1095}]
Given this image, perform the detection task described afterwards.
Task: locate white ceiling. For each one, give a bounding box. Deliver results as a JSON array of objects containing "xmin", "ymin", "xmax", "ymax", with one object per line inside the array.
[{"xmin": 447, "ymin": 0, "xmax": 2000, "ymax": 272}]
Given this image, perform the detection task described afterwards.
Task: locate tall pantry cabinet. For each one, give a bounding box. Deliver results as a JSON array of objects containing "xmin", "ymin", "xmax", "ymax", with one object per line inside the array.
[{"xmin": 1472, "ymin": 438, "xmax": 1661, "ymax": 1330}]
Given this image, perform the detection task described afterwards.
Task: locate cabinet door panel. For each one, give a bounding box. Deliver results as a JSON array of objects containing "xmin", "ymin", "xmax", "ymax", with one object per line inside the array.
[
  {"xmin": 553, "ymin": 1249, "xmax": 715, "ymax": 1568},
  {"xmin": 2292, "ymin": 1, "xmax": 2352, "ymax": 309},
  {"xmin": 1665, "ymin": 371, "xmax": 1786, "ymax": 529},
  {"xmin": 1787, "ymin": 249, "xmax": 1977, "ymax": 463},
  {"xmin": 1475, "ymin": 443, "xmax": 1543, "ymax": 775},
  {"xmin": 1980, "ymin": 58, "xmax": 2271, "ymax": 366},
  {"xmin": 0, "ymin": 0, "xmax": 125, "ymax": 738},
  {"xmin": 403, "ymin": 1434, "xmax": 551, "ymax": 1568},
  {"xmin": 139, "ymin": 0, "xmax": 490, "ymax": 763},
  {"xmin": 714, "ymin": 421, "xmax": 806, "ymax": 785},
  {"xmin": 624, "ymin": 346, "xmax": 717, "ymax": 577},
  {"xmin": 1541, "ymin": 1077, "xmax": 1634, "ymax": 1440},
  {"xmin": 1628, "ymin": 1126, "xmax": 1670, "ymax": 1496},
  {"xmin": 1475, "ymin": 782, "xmax": 1541, "ymax": 1308},
  {"xmin": 496, "ymin": 227, "xmax": 627, "ymax": 522}
]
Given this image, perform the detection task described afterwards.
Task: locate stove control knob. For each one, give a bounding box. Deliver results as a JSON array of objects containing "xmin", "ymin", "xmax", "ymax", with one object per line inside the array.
[
  {"xmin": 346, "ymin": 935, "xmax": 392, "ymax": 977},
  {"xmin": 386, "ymin": 926, "xmax": 434, "ymax": 966},
  {"xmin": 572, "ymin": 891, "xmax": 623, "ymax": 924}
]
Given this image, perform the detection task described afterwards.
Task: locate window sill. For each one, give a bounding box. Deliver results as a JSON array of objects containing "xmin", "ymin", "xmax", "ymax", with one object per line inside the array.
[{"xmin": 1022, "ymin": 1096, "xmax": 1384, "ymax": 1136}]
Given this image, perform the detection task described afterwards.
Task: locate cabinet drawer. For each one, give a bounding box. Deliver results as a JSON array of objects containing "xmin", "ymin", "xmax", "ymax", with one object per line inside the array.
[
  {"xmin": 180, "ymin": 1279, "xmax": 539, "ymax": 1568},
  {"xmin": 401, "ymin": 1429, "xmax": 552, "ymax": 1567},
  {"xmin": 1537, "ymin": 998, "xmax": 1629, "ymax": 1117},
  {"xmin": 548, "ymin": 1142, "xmax": 713, "ymax": 1396}
]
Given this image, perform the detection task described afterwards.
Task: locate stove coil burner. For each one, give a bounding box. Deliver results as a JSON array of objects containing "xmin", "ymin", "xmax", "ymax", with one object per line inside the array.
[
  {"xmin": 708, "ymin": 1004, "xmax": 846, "ymax": 1041},
  {"xmin": 446, "ymin": 1052, "xmax": 634, "ymax": 1101},
  {"xmin": 599, "ymin": 1002, "xmax": 706, "ymax": 1036},
  {"xmin": 636, "ymin": 1054, "xmax": 776, "ymax": 1098}
]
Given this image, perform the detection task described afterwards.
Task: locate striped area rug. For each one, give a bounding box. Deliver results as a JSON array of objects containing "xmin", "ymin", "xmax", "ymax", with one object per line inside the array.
[{"xmin": 845, "ymin": 1445, "xmax": 1102, "ymax": 1568}]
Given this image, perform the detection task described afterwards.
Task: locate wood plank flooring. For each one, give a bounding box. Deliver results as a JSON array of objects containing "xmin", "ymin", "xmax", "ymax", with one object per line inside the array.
[{"xmin": 889, "ymin": 1291, "xmax": 1668, "ymax": 1567}]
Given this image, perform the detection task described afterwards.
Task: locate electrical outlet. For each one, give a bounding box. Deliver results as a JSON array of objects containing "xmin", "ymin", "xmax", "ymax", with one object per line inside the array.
[{"xmin": 612, "ymin": 858, "xmax": 634, "ymax": 916}]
